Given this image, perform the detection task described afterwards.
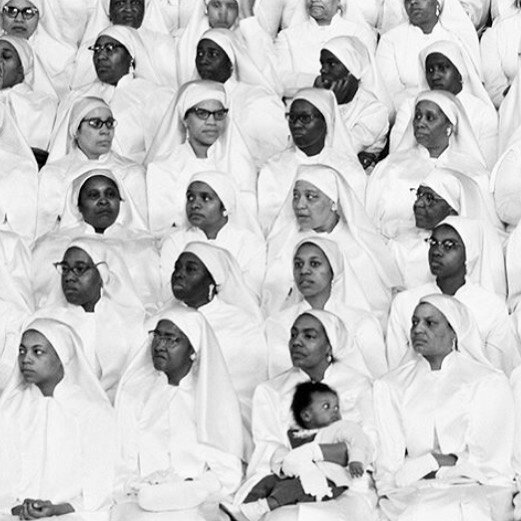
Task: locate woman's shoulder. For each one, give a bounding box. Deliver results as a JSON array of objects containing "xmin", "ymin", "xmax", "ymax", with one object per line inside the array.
[
  {"xmin": 378, "ymin": 22, "xmax": 411, "ymax": 42},
  {"xmin": 255, "ymin": 367, "xmax": 302, "ymax": 398}
]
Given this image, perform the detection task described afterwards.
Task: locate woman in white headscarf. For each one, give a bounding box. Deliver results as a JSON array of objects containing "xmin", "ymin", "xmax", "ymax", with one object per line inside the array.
[
  {"xmin": 160, "ymin": 170, "xmax": 265, "ymax": 301},
  {"xmin": 258, "ymin": 87, "xmax": 365, "ymax": 236},
  {"xmin": 112, "ymin": 306, "xmax": 243, "ymax": 521},
  {"xmin": 376, "ymin": 0, "xmax": 481, "ymax": 115},
  {"xmin": 366, "ymin": 90, "xmax": 491, "ymax": 240},
  {"xmin": 39, "ymin": 96, "xmax": 147, "ymax": 236},
  {"xmin": 52, "ymin": 25, "xmax": 174, "ymax": 164},
  {"xmin": 0, "ymin": 314, "xmax": 116, "ymax": 520},
  {"xmin": 237, "ymin": 309, "xmax": 377, "ymax": 521},
  {"xmin": 391, "ymin": 40, "xmax": 497, "ymax": 168},
  {"xmin": 263, "ymin": 164, "xmax": 402, "ymax": 327},
  {"xmin": 32, "ymin": 168, "xmax": 160, "ymax": 312},
  {"xmin": 0, "ymin": 0, "xmax": 76, "ymax": 97},
  {"xmin": 386, "ymin": 217, "xmax": 517, "ymax": 375},
  {"xmin": 265, "ymin": 236, "xmax": 387, "ymax": 379},
  {"xmin": 146, "ymin": 80, "xmax": 257, "ymax": 235},
  {"xmin": 375, "ymin": 293, "xmax": 515, "ymax": 521}
]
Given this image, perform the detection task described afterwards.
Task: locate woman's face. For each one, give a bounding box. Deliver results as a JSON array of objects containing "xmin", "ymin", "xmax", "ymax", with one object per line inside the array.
[
  {"xmin": 428, "ymin": 224, "xmax": 466, "ymax": 279},
  {"xmin": 18, "ymin": 330, "xmax": 64, "ymax": 392},
  {"xmin": 306, "ymin": 0, "xmax": 339, "ymax": 23},
  {"xmin": 184, "ymin": 99, "xmax": 227, "ymax": 148},
  {"xmin": 2, "ymin": 0, "xmax": 39, "ymax": 39},
  {"xmin": 425, "ymin": 52, "xmax": 462, "ymax": 95},
  {"xmin": 410, "ymin": 302, "xmax": 454, "ymax": 360},
  {"xmin": 171, "ymin": 252, "xmax": 215, "ymax": 305},
  {"xmin": 195, "ymin": 38, "xmax": 233, "ymax": 84},
  {"xmin": 292, "ymin": 180, "xmax": 336, "ymax": 232},
  {"xmin": 207, "ymin": 0, "xmax": 239, "ymax": 29},
  {"xmin": 76, "ymin": 107, "xmax": 115, "ymax": 159},
  {"xmin": 109, "ymin": 0, "xmax": 145, "ymax": 28},
  {"xmin": 92, "ymin": 35, "xmax": 132, "ymax": 86},
  {"xmin": 78, "ymin": 175, "xmax": 121, "ymax": 233},
  {"xmin": 150, "ymin": 319, "xmax": 195, "ymax": 376},
  {"xmin": 319, "ymin": 49, "xmax": 358, "ymax": 103},
  {"xmin": 289, "ymin": 314, "xmax": 332, "ymax": 371},
  {"xmin": 288, "ymin": 100, "xmax": 327, "ymax": 154},
  {"xmin": 186, "ymin": 181, "xmax": 227, "ymax": 233},
  {"xmin": 293, "ymin": 243, "xmax": 333, "ymax": 299},
  {"xmin": 0, "ymin": 39, "xmax": 23, "ymax": 88},
  {"xmin": 404, "ymin": 0, "xmax": 438, "ymax": 28},
  {"xmin": 413, "ymin": 100, "xmax": 451, "ymax": 151},
  {"xmin": 60, "ymin": 247, "xmax": 103, "ymax": 310},
  {"xmin": 413, "ymin": 185, "xmax": 455, "ymax": 230}
]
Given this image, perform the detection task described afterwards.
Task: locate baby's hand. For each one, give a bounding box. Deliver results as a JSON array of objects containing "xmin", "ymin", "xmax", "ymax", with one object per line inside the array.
[{"xmin": 349, "ymin": 461, "xmax": 364, "ymax": 478}]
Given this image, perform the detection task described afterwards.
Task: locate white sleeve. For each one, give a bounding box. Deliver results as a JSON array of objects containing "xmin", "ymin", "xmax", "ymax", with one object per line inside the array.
[
  {"xmin": 386, "ymin": 295, "xmax": 410, "ymax": 370},
  {"xmin": 493, "ymin": 147, "xmax": 521, "ymax": 227},
  {"xmin": 353, "ymin": 313, "xmax": 388, "ymax": 378},
  {"xmin": 481, "ymin": 27, "xmax": 509, "ymax": 108},
  {"xmin": 375, "ymin": 34, "xmax": 404, "ymax": 115}
]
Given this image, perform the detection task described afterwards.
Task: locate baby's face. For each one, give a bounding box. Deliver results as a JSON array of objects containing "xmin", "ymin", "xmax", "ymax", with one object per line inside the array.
[{"xmin": 304, "ymin": 391, "xmax": 341, "ymax": 428}]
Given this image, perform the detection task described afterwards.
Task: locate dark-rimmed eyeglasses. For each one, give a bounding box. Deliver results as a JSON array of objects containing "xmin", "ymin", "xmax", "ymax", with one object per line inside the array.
[
  {"xmin": 80, "ymin": 117, "xmax": 117, "ymax": 130},
  {"xmin": 286, "ymin": 113, "xmax": 316, "ymax": 125},
  {"xmin": 88, "ymin": 43, "xmax": 125, "ymax": 54},
  {"xmin": 411, "ymin": 187, "xmax": 444, "ymax": 206},
  {"xmin": 186, "ymin": 107, "xmax": 229, "ymax": 121},
  {"xmin": 149, "ymin": 329, "xmax": 178, "ymax": 346},
  {"xmin": 425, "ymin": 237, "xmax": 461, "ymax": 252},
  {"xmin": 53, "ymin": 261, "xmax": 103, "ymax": 277},
  {"xmin": 2, "ymin": 5, "xmax": 38, "ymax": 19}
]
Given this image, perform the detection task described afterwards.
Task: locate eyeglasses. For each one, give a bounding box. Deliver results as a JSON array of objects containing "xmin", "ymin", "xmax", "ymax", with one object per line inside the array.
[
  {"xmin": 149, "ymin": 330, "xmax": 178, "ymax": 346},
  {"xmin": 186, "ymin": 107, "xmax": 229, "ymax": 121},
  {"xmin": 411, "ymin": 187, "xmax": 444, "ymax": 206},
  {"xmin": 286, "ymin": 113, "xmax": 316, "ymax": 125},
  {"xmin": 88, "ymin": 43, "xmax": 125, "ymax": 54},
  {"xmin": 53, "ymin": 261, "xmax": 103, "ymax": 277},
  {"xmin": 80, "ymin": 117, "xmax": 117, "ymax": 130},
  {"xmin": 425, "ymin": 237, "xmax": 461, "ymax": 252},
  {"xmin": 2, "ymin": 5, "xmax": 38, "ymax": 19}
]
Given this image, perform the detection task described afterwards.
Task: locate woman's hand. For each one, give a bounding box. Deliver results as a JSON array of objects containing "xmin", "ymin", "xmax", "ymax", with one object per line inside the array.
[
  {"xmin": 16, "ymin": 499, "xmax": 74, "ymax": 519},
  {"xmin": 431, "ymin": 452, "xmax": 458, "ymax": 467}
]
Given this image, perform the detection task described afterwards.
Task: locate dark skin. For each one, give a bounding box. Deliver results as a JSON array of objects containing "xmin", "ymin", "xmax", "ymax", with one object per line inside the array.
[
  {"xmin": 288, "ymin": 99, "xmax": 327, "ymax": 157},
  {"xmin": 109, "ymin": 0, "xmax": 145, "ymax": 28},
  {"xmin": 195, "ymin": 38, "xmax": 233, "ymax": 84},
  {"xmin": 92, "ymin": 35, "xmax": 133, "ymax": 86}
]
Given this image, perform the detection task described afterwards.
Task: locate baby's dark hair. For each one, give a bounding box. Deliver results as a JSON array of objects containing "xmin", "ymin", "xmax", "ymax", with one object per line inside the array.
[{"xmin": 291, "ymin": 381, "xmax": 338, "ymax": 428}]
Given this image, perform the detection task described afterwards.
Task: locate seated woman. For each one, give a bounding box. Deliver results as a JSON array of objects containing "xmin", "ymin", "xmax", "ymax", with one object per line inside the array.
[
  {"xmin": 0, "ymin": 0, "xmax": 76, "ymax": 97},
  {"xmin": 376, "ymin": 0, "xmax": 480, "ymax": 114},
  {"xmin": 366, "ymin": 90, "xmax": 491, "ymax": 239},
  {"xmin": 274, "ymin": 0, "xmax": 376, "ymax": 98},
  {"xmin": 112, "ymin": 307, "xmax": 243, "ymax": 520},
  {"xmin": 314, "ymin": 35, "xmax": 390, "ymax": 168},
  {"xmin": 263, "ymin": 164, "xmax": 402, "ymax": 327},
  {"xmin": 32, "ymin": 168, "xmax": 160, "ymax": 312},
  {"xmin": 146, "ymin": 79, "xmax": 256, "ymax": 235},
  {"xmin": 39, "ymin": 96, "xmax": 147, "ymax": 236},
  {"xmin": 387, "ymin": 217, "xmax": 518, "ymax": 374},
  {"xmin": 236, "ymin": 309, "xmax": 377, "ymax": 521},
  {"xmin": 258, "ymin": 87, "xmax": 365, "ymax": 236},
  {"xmin": 51, "ymin": 25, "xmax": 174, "ymax": 164},
  {"xmin": 391, "ymin": 40, "xmax": 498, "ymax": 168},
  {"xmin": 375, "ymin": 293, "xmax": 515, "ymax": 521},
  {"xmin": 160, "ymin": 171, "xmax": 265, "ymax": 301},
  {"xmin": 167, "ymin": 241, "xmax": 268, "ymax": 453},
  {"xmin": 194, "ymin": 27, "xmax": 288, "ymax": 167},
  {"xmin": 265, "ymin": 236, "xmax": 386, "ymax": 379},
  {"xmin": 389, "ymin": 167, "xmax": 503, "ymax": 290},
  {"xmin": 0, "ymin": 314, "xmax": 115, "ymax": 520}
]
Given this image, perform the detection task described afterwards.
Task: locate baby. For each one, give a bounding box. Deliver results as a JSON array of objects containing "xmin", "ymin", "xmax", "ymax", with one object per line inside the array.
[{"xmin": 239, "ymin": 381, "xmax": 372, "ymax": 521}]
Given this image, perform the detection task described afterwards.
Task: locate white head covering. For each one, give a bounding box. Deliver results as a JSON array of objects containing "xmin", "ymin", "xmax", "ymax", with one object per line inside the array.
[{"xmin": 116, "ymin": 306, "xmax": 244, "ymax": 459}]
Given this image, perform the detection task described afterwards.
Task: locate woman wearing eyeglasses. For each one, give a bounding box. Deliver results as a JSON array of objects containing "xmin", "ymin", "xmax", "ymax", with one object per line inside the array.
[
  {"xmin": 386, "ymin": 216, "xmax": 518, "ymax": 375},
  {"xmin": 39, "ymin": 96, "xmax": 147, "ymax": 237}
]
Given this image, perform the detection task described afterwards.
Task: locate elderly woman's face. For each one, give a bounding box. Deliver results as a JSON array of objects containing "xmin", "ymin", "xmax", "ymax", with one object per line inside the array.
[
  {"xmin": 171, "ymin": 252, "xmax": 215, "ymax": 306},
  {"xmin": 293, "ymin": 180, "xmax": 336, "ymax": 232},
  {"xmin": 76, "ymin": 106, "xmax": 115, "ymax": 159},
  {"xmin": 0, "ymin": 40, "xmax": 23, "ymax": 88},
  {"xmin": 60, "ymin": 247, "xmax": 103, "ymax": 311},
  {"xmin": 413, "ymin": 185, "xmax": 455, "ymax": 229},
  {"xmin": 2, "ymin": 0, "xmax": 39, "ymax": 39},
  {"xmin": 196, "ymin": 38, "xmax": 233, "ymax": 84},
  {"xmin": 306, "ymin": 0, "xmax": 339, "ymax": 23},
  {"xmin": 184, "ymin": 99, "xmax": 227, "ymax": 148},
  {"xmin": 289, "ymin": 314, "xmax": 332, "ymax": 371},
  {"xmin": 109, "ymin": 0, "xmax": 145, "ymax": 28},
  {"xmin": 404, "ymin": 0, "xmax": 438, "ymax": 28},
  {"xmin": 288, "ymin": 100, "xmax": 327, "ymax": 153},
  {"xmin": 18, "ymin": 329, "xmax": 64, "ymax": 394},
  {"xmin": 293, "ymin": 243, "xmax": 333, "ymax": 299},
  {"xmin": 413, "ymin": 100, "xmax": 451, "ymax": 152},
  {"xmin": 150, "ymin": 319, "xmax": 195, "ymax": 377},
  {"xmin": 207, "ymin": 0, "xmax": 239, "ymax": 29},
  {"xmin": 410, "ymin": 302, "xmax": 455, "ymax": 361},
  {"xmin": 186, "ymin": 181, "xmax": 227, "ymax": 234},
  {"xmin": 428, "ymin": 224, "xmax": 466, "ymax": 280},
  {"xmin": 425, "ymin": 53, "xmax": 462, "ymax": 95},
  {"xmin": 78, "ymin": 175, "xmax": 121, "ymax": 233},
  {"xmin": 92, "ymin": 35, "xmax": 132, "ymax": 86}
]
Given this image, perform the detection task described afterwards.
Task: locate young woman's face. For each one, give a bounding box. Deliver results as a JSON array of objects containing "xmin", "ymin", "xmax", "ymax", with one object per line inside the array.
[
  {"xmin": 195, "ymin": 38, "xmax": 233, "ymax": 83},
  {"xmin": 289, "ymin": 313, "xmax": 332, "ymax": 371},
  {"xmin": 184, "ymin": 99, "xmax": 227, "ymax": 148},
  {"xmin": 0, "ymin": 39, "xmax": 23, "ymax": 88},
  {"xmin": 288, "ymin": 99, "xmax": 327, "ymax": 153},
  {"xmin": 293, "ymin": 243, "xmax": 333, "ymax": 299},
  {"xmin": 186, "ymin": 181, "xmax": 227, "ymax": 233},
  {"xmin": 109, "ymin": 0, "xmax": 145, "ymax": 28},
  {"xmin": 413, "ymin": 100, "xmax": 451, "ymax": 151},
  {"xmin": 207, "ymin": 0, "xmax": 239, "ymax": 28},
  {"xmin": 2, "ymin": 0, "xmax": 39, "ymax": 39},
  {"xmin": 75, "ymin": 107, "xmax": 115, "ymax": 159},
  {"xmin": 428, "ymin": 224, "xmax": 466, "ymax": 280},
  {"xmin": 413, "ymin": 185, "xmax": 455, "ymax": 230},
  {"xmin": 18, "ymin": 329, "xmax": 64, "ymax": 391},
  {"xmin": 78, "ymin": 175, "xmax": 121, "ymax": 232},
  {"xmin": 92, "ymin": 35, "xmax": 132, "ymax": 86},
  {"xmin": 425, "ymin": 52, "xmax": 462, "ymax": 95},
  {"xmin": 171, "ymin": 252, "xmax": 215, "ymax": 305},
  {"xmin": 292, "ymin": 180, "xmax": 336, "ymax": 231}
]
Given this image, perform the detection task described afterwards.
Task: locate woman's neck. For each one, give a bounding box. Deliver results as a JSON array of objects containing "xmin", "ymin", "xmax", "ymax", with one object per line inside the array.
[
  {"xmin": 303, "ymin": 360, "xmax": 330, "ymax": 382},
  {"xmin": 414, "ymin": 17, "xmax": 438, "ymax": 34},
  {"xmin": 436, "ymin": 272, "xmax": 465, "ymax": 296},
  {"xmin": 189, "ymin": 138, "xmax": 211, "ymax": 159},
  {"xmin": 201, "ymin": 217, "xmax": 227, "ymax": 240},
  {"xmin": 426, "ymin": 142, "xmax": 448, "ymax": 159},
  {"xmin": 79, "ymin": 147, "xmax": 101, "ymax": 160},
  {"xmin": 166, "ymin": 361, "xmax": 193, "ymax": 386},
  {"xmin": 424, "ymin": 351, "xmax": 450, "ymax": 371},
  {"xmin": 304, "ymin": 287, "xmax": 331, "ymax": 310},
  {"xmin": 312, "ymin": 213, "xmax": 339, "ymax": 234},
  {"xmin": 183, "ymin": 294, "xmax": 212, "ymax": 310}
]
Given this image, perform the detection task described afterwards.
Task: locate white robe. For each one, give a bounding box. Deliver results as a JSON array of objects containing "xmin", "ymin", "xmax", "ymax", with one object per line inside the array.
[{"xmin": 374, "ymin": 351, "xmax": 515, "ymax": 521}]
